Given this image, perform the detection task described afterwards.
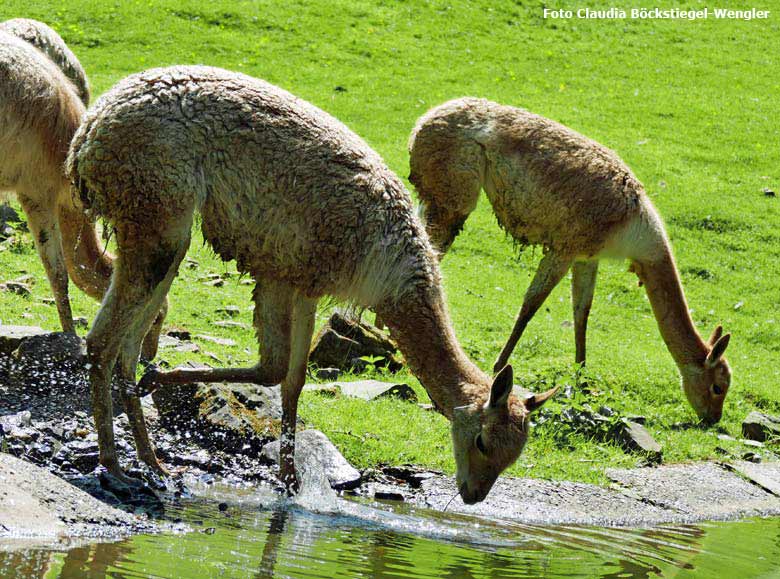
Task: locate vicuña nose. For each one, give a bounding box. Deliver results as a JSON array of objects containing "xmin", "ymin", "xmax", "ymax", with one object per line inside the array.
[{"xmin": 459, "ymin": 482, "xmax": 486, "ymax": 505}]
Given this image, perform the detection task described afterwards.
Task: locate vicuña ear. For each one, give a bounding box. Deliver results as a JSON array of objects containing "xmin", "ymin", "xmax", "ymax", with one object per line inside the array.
[
  {"xmin": 525, "ymin": 386, "xmax": 559, "ymax": 412},
  {"xmin": 708, "ymin": 325, "xmax": 723, "ymax": 346},
  {"xmin": 489, "ymin": 365, "xmax": 514, "ymax": 409},
  {"xmin": 705, "ymin": 333, "xmax": 731, "ymax": 368}
]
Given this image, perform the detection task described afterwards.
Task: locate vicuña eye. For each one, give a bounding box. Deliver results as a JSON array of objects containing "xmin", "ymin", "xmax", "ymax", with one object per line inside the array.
[
  {"xmin": 475, "ymin": 433, "xmax": 487, "ymax": 454},
  {"xmin": 712, "ymin": 384, "xmax": 724, "ymax": 396}
]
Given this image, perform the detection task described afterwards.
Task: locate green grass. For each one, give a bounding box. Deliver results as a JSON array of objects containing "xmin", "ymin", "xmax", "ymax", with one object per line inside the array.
[{"xmin": 1, "ymin": 0, "xmax": 778, "ymax": 484}]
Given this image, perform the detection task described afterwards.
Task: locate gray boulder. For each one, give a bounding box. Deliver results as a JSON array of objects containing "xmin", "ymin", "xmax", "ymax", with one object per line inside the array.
[
  {"xmin": 742, "ymin": 411, "xmax": 780, "ymax": 442},
  {"xmin": 261, "ymin": 429, "xmax": 361, "ymax": 490},
  {"xmin": 309, "ymin": 313, "xmax": 402, "ymax": 372}
]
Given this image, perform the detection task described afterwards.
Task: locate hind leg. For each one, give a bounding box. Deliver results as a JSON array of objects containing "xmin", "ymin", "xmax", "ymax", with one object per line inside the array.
[
  {"xmin": 88, "ymin": 217, "xmax": 192, "ymax": 480},
  {"xmin": 572, "ymin": 260, "xmax": 599, "ymax": 366},
  {"xmin": 137, "ymin": 279, "xmax": 294, "ymax": 392},
  {"xmin": 18, "ymin": 192, "xmax": 74, "ymax": 332}
]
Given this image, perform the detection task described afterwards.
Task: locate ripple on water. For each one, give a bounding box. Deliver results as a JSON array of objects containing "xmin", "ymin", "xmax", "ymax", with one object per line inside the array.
[{"xmin": 4, "ymin": 474, "xmax": 780, "ymax": 578}]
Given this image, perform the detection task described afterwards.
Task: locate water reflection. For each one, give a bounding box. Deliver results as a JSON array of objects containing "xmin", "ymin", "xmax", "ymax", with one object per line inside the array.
[{"xmin": 3, "ymin": 495, "xmax": 780, "ymax": 578}]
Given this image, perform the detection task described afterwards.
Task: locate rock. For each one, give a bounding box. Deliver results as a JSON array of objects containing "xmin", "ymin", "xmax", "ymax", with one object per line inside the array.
[
  {"xmin": 608, "ymin": 462, "xmax": 780, "ymax": 521},
  {"xmin": 64, "ymin": 439, "xmax": 101, "ymax": 473},
  {"xmin": 152, "ymin": 374, "xmax": 282, "ymax": 455},
  {"xmin": 215, "ymin": 306, "xmax": 241, "ymax": 317},
  {"xmin": 73, "ymin": 316, "xmax": 89, "ymax": 329},
  {"xmin": 0, "ymin": 410, "xmax": 32, "ymax": 432},
  {"xmin": 1, "ymin": 331, "xmax": 125, "ymax": 421},
  {"xmin": 315, "ymin": 367, "xmax": 342, "ymax": 381},
  {"xmin": 309, "ymin": 313, "xmax": 402, "ymax": 372},
  {"xmin": 418, "ymin": 474, "xmax": 673, "ymax": 526},
  {"xmin": 212, "ymin": 321, "xmax": 249, "ymax": 329},
  {"xmin": 1, "ymin": 281, "xmax": 32, "ymax": 298},
  {"xmin": 305, "ymin": 380, "xmax": 417, "ymax": 402},
  {"xmin": 175, "ymin": 342, "xmax": 200, "ymax": 353},
  {"xmin": 0, "ymin": 325, "xmax": 46, "ymax": 354},
  {"xmin": 204, "ymin": 278, "xmax": 224, "ymax": 287},
  {"xmin": 742, "ymin": 411, "xmax": 780, "ymax": 442},
  {"xmin": 166, "ymin": 329, "xmax": 192, "ymax": 341},
  {"xmin": 0, "ymin": 453, "xmax": 153, "ymax": 539},
  {"xmin": 0, "ymin": 203, "xmax": 20, "ymax": 224},
  {"xmin": 372, "ymin": 485, "xmax": 407, "ymax": 501},
  {"xmin": 260, "ymin": 429, "xmax": 361, "ymax": 490},
  {"xmin": 763, "ymin": 188, "xmax": 776, "ymax": 197},
  {"xmin": 727, "ymin": 461, "xmax": 780, "ymax": 496},
  {"xmin": 195, "ymin": 334, "xmax": 236, "ymax": 347},
  {"xmin": 615, "ymin": 420, "xmax": 662, "ymax": 462}
]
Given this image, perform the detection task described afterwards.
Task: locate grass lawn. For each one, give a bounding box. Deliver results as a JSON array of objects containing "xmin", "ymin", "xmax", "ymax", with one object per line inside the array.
[{"xmin": 0, "ymin": 0, "xmax": 778, "ymax": 484}]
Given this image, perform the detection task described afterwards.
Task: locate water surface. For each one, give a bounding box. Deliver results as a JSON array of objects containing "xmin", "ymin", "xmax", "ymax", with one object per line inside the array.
[{"xmin": 3, "ymin": 479, "xmax": 780, "ymax": 579}]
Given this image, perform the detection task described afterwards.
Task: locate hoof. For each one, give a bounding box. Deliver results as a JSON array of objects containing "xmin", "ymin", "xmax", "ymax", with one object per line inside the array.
[{"xmin": 134, "ymin": 365, "xmax": 162, "ymax": 397}]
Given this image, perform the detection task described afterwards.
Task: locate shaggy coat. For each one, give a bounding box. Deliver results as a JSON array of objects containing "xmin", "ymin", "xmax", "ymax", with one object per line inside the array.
[
  {"xmin": 68, "ymin": 67, "xmax": 555, "ymax": 503},
  {"xmin": 0, "ymin": 18, "xmax": 90, "ymax": 105},
  {"xmin": 409, "ymin": 97, "xmax": 731, "ymax": 422}
]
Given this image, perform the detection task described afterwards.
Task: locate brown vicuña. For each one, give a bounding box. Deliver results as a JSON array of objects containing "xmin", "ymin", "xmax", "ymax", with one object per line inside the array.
[
  {"xmin": 409, "ymin": 97, "xmax": 731, "ymax": 423},
  {"xmin": 66, "ymin": 67, "xmax": 556, "ymax": 503}
]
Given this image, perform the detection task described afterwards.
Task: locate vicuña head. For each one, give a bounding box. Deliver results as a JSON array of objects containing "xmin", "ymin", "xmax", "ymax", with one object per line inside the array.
[
  {"xmin": 450, "ymin": 365, "xmax": 557, "ymax": 504},
  {"xmin": 680, "ymin": 326, "xmax": 731, "ymax": 424}
]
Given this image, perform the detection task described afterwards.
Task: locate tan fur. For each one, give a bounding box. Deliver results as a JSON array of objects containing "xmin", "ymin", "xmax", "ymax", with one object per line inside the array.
[
  {"xmin": 0, "ymin": 19, "xmax": 90, "ymax": 105},
  {"xmin": 67, "ymin": 67, "xmax": 555, "ymax": 501},
  {"xmin": 0, "ymin": 22, "xmax": 163, "ymax": 358},
  {"xmin": 0, "ymin": 30, "xmax": 87, "ymax": 331},
  {"xmin": 410, "ymin": 97, "xmax": 731, "ymax": 422}
]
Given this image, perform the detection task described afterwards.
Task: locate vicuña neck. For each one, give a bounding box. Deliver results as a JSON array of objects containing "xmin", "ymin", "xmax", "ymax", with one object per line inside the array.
[
  {"xmin": 632, "ymin": 244, "xmax": 707, "ymax": 368},
  {"xmin": 376, "ymin": 285, "xmax": 486, "ymax": 418},
  {"xmin": 57, "ymin": 194, "xmax": 114, "ymax": 301}
]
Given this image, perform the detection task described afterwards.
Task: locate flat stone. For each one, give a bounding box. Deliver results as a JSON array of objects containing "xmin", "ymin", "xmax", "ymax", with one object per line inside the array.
[
  {"xmin": 215, "ymin": 306, "xmax": 241, "ymax": 317},
  {"xmin": 195, "ymin": 334, "xmax": 236, "ymax": 347},
  {"xmin": 0, "ymin": 325, "xmax": 46, "ymax": 355},
  {"xmin": 727, "ymin": 461, "xmax": 780, "ymax": 496},
  {"xmin": 174, "ymin": 342, "xmax": 200, "ymax": 353},
  {"xmin": 616, "ymin": 420, "xmax": 662, "ymax": 462},
  {"xmin": 305, "ymin": 380, "xmax": 417, "ymax": 402},
  {"xmin": 261, "ymin": 429, "xmax": 361, "ymax": 490},
  {"xmin": 0, "ymin": 453, "xmax": 152, "ymax": 539},
  {"xmin": 607, "ymin": 462, "xmax": 780, "ymax": 520},
  {"xmin": 742, "ymin": 411, "xmax": 780, "ymax": 442},
  {"xmin": 212, "ymin": 321, "xmax": 249, "ymax": 329}
]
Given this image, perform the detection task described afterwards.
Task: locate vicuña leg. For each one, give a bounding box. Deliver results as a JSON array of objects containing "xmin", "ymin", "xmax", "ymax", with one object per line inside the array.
[
  {"xmin": 87, "ymin": 216, "xmax": 192, "ymax": 481},
  {"xmin": 57, "ymin": 200, "xmax": 167, "ymax": 361},
  {"xmin": 18, "ymin": 191, "xmax": 74, "ymax": 333},
  {"xmin": 137, "ymin": 279, "xmax": 294, "ymax": 393},
  {"xmin": 493, "ymin": 251, "xmax": 572, "ymax": 373},
  {"xmin": 279, "ymin": 294, "xmax": 318, "ymax": 493},
  {"xmin": 116, "ymin": 239, "xmax": 189, "ymax": 475},
  {"xmin": 571, "ymin": 260, "xmax": 598, "ymax": 366}
]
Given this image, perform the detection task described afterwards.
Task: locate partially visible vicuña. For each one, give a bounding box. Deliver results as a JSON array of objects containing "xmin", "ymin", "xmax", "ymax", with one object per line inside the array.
[{"xmin": 409, "ymin": 97, "xmax": 731, "ymax": 423}]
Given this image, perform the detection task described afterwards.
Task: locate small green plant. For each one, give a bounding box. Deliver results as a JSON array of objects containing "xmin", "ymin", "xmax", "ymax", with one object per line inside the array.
[{"xmin": 358, "ymin": 354, "xmax": 385, "ymax": 375}]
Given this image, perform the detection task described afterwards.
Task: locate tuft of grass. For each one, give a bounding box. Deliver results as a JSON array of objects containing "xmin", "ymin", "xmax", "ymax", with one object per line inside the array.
[{"xmin": 1, "ymin": 0, "xmax": 778, "ymax": 484}]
